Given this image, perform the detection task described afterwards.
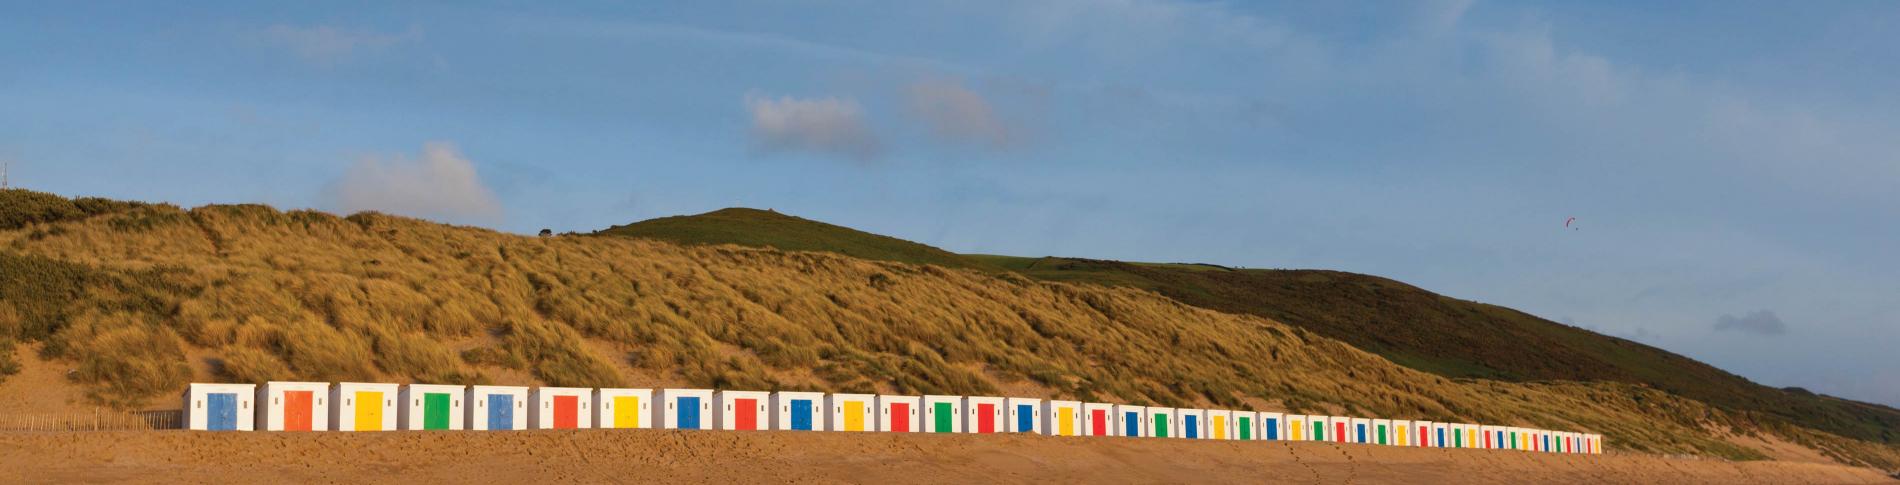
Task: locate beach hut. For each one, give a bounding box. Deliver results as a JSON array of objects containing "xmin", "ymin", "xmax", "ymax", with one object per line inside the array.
[
  {"xmin": 1009, "ymin": 398, "xmax": 1043, "ymax": 434},
  {"xmin": 876, "ymin": 395, "xmax": 920, "ymax": 432},
  {"xmin": 593, "ymin": 388, "xmax": 652, "ymax": 429},
  {"xmin": 1350, "ymin": 418, "xmax": 1371, "ymax": 444},
  {"xmin": 185, "ymin": 383, "xmax": 256, "ymax": 431},
  {"xmin": 1448, "ymin": 423, "xmax": 1465, "ymax": 448},
  {"xmin": 530, "ymin": 387, "xmax": 593, "ymax": 430},
  {"xmin": 772, "ymin": 391, "xmax": 826, "ymax": 431},
  {"xmin": 714, "ymin": 390, "xmax": 770, "ymax": 431},
  {"xmin": 1044, "ymin": 400, "xmax": 1082, "ymax": 437},
  {"xmin": 1148, "ymin": 407, "xmax": 1177, "ymax": 438},
  {"xmin": 1392, "ymin": 420, "xmax": 1411, "ymax": 446},
  {"xmin": 922, "ymin": 395, "xmax": 962, "ymax": 433},
  {"xmin": 1414, "ymin": 421, "xmax": 1433, "ymax": 447},
  {"xmin": 1261, "ymin": 412, "xmax": 1285, "ymax": 441},
  {"xmin": 1176, "ymin": 408, "xmax": 1205, "ymax": 439},
  {"xmin": 1083, "ymin": 403, "xmax": 1116, "ymax": 437},
  {"xmin": 467, "ymin": 385, "xmax": 528, "ymax": 431},
  {"xmin": 1464, "ymin": 424, "xmax": 1479, "ymax": 449},
  {"xmin": 257, "ymin": 381, "xmax": 329, "ymax": 432},
  {"xmin": 655, "ymin": 388, "xmax": 713, "ymax": 430},
  {"xmin": 1433, "ymin": 422, "xmax": 1451, "ymax": 448},
  {"xmin": 1592, "ymin": 434, "xmax": 1603, "ymax": 454},
  {"xmin": 399, "ymin": 384, "xmax": 465, "ymax": 431},
  {"xmin": 1371, "ymin": 419, "xmax": 1391, "ymax": 445},
  {"xmin": 330, "ymin": 382, "xmax": 397, "ymax": 432},
  {"xmin": 1114, "ymin": 404, "xmax": 1145, "ymax": 438},
  {"xmin": 1334, "ymin": 416, "xmax": 1352, "ymax": 444},
  {"xmin": 827, "ymin": 393, "xmax": 875, "ymax": 432},
  {"xmin": 1286, "ymin": 414, "xmax": 1306, "ymax": 441},
  {"xmin": 1233, "ymin": 411, "xmax": 1258, "ymax": 441},
  {"xmin": 963, "ymin": 396, "xmax": 1006, "ymax": 434},
  {"xmin": 1204, "ymin": 410, "xmax": 1232, "ymax": 440}
]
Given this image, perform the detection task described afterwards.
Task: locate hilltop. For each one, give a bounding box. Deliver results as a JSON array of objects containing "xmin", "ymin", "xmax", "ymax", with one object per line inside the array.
[
  {"xmin": 0, "ymin": 189, "xmax": 1895, "ymax": 471},
  {"xmin": 598, "ymin": 206, "xmax": 1900, "ymax": 459}
]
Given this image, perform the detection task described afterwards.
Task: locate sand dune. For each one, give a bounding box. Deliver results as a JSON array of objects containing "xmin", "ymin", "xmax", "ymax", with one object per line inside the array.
[{"xmin": 1, "ymin": 430, "xmax": 1890, "ymax": 484}]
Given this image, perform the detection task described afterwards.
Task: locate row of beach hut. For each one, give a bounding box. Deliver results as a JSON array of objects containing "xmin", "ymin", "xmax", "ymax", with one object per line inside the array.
[{"xmin": 187, "ymin": 382, "xmax": 1603, "ymax": 454}]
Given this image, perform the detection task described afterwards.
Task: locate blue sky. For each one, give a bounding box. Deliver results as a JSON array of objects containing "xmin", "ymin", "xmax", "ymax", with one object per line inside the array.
[{"xmin": 4, "ymin": 1, "xmax": 1898, "ymax": 406}]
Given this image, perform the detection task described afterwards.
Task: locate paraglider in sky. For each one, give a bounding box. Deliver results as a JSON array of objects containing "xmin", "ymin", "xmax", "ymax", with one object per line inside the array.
[{"xmin": 1565, "ymin": 217, "xmax": 1578, "ymax": 230}]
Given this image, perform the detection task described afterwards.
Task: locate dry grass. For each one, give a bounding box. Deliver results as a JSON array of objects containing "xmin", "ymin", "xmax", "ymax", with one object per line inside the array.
[{"xmin": 0, "ymin": 199, "xmax": 1894, "ymax": 468}]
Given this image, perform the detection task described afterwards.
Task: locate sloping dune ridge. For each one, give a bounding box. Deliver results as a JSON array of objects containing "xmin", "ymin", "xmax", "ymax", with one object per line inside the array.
[{"xmin": 0, "ymin": 197, "xmax": 1895, "ymax": 481}]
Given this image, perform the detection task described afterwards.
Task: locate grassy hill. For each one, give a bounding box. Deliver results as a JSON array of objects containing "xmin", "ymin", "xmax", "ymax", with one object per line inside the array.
[
  {"xmin": 0, "ymin": 190, "xmax": 1894, "ymax": 469},
  {"xmin": 602, "ymin": 207, "xmax": 1900, "ymax": 449}
]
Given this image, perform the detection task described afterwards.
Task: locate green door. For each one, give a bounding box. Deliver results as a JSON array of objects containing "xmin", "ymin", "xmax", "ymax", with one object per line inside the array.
[
  {"xmin": 1377, "ymin": 424, "xmax": 1387, "ymax": 444},
  {"xmin": 1239, "ymin": 417, "xmax": 1253, "ymax": 440},
  {"xmin": 423, "ymin": 393, "xmax": 450, "ymax": 430},
  {"xmin": 933, "ymin": 402, "xmax": 953, "ymax": 433},
  {"xmin": 1154, "ymin": 413, "xmax": 1170, "ymax": 438}
]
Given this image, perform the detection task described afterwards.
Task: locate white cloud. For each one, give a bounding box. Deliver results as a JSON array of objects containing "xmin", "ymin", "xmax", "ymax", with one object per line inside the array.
[
  {"xmin": 261, "ymin": 24, "xmax": 417, "ymax": 65},
  {"xmin": 905, "ymin": 78, "xmax": 1020, "ymax": 148},
  {"xmin": 744, "ymin": 93, "xmax": 881, "ymax": 161},
  {"xmin": 330, "ymin": 142, "xmax": 502, "ymax": 223},
  {"xmin": 1714, "ymin": 310, "xmax": 1790, "ymax": 336}
]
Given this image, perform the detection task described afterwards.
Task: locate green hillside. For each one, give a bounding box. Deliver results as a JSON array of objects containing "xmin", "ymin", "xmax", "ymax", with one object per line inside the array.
[{"xmin": 601, "ymin": 208, "xmax": 1900, "ymax": 445}]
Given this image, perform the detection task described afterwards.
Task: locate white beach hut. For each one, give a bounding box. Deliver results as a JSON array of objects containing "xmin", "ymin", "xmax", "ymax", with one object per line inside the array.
[
  {"xmin": 466, "ymin": 385, "xmax": 529, "ymax": 431},
  {"xmin": 185, "ymin": 383, "xmax": 256, "ymax": 431},
  {"xmin": 922, "ymin": 395, "xmax": 962, "ymax": 433},
  {"xmin": 963, "ymin": 396, "xmax": 1006, "ymax": 434},
  {"xmin": 877, "ymin": 395, "xmax": 921, "ymax": 432},
  {"xmin": 1308, "ymin": 415, "xmax": 1331, "ymax": 442},
  {"xmin": 772, "ymin": 391, "xmax": 826, "ymax": 431},
  {"xmin": 593, "ymin": 388, "xmax": 652, "ymax": 429},
  {"xmin": 1233, "ymin": 411, "xmax": 1259, "ymax": 441},
  {"xmin": 330, "ymin": 382, "xmax": 397, "ymax": 432},
  {"xmin": 1372, "ymin": 419, "xmax": 1393, "ymax": 445},
  {"xmin": 1432, "ymin": 422, "xmax": 1451, "ymax": 448},
  {"xmin": 1114, "ymin": 404, "xmax": 1146, "ymax": 438},
  {"xmin": 1286, "ymin": 414, "xmax": 1308, "ymax": 441},
  {"xmin": 1008, "ymin": 398, "xmax": 1043, "ymax": 434},
  {"xmin": 1082, "ymin": 403, "xmax": 1116, "ymax": 437},
  {"xmin": 530, "ymin": 387, "xmax": 593, "ymax": 430},
  {"xmin": 655, "ymin": 388, "xmax": 713, "ymax": 430},
  {"xmin": 1175, "ymin": 408, "xmax": 1206, "ymax": 439},
  {"xmin": 1350, "ymin": 417, "xmax": 1372, "ymax": 444},
  {"xmin": 1261, "ymin": 412, "xmax": 1287, "ymax": 441},
  {"xmin": 1043, "ymin": 400, "xmax": 1083, "ymax": 437},
  {"xmin": 399, "ymin": 384, "xmax": 465, "ymax": 431},
  {"xmin": 257, "ymin": 381, "xmax": 329, "ymax": 432},
  {"xmin": 714, "ymin": 390, "xmax": 770, "ymax": 431},
  {"xmin": 1148, "ymin": 407, "xmax": 1178, "ymax": 438},
  {"xmin": 827, "ymin": 393, "xmax": 875, "ymax": 432},
  {"xmin": 1391, "ymin": 419, "xmax": 1412, "ymax": 446},
  {"xmin": 1205, "ymin": 410, "xmax": 1234, "ymax": 440},
  {"xmin": 1414, "ymin": 421, "xmax": 1434, "ymax": 447}
]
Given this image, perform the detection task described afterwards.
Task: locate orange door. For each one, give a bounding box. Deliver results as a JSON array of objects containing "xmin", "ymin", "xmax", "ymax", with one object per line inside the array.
[{"xmin": 285, "ymin": 391, "xmax": 313, "ymax": 431}]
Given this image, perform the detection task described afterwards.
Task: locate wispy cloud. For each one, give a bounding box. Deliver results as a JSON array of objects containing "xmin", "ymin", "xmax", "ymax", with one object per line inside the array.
[
  {"xmin": 905, "ymin": 77, "xmax": 1021, "ymax": 149},
  {"xmin": 260, "ymin": 24, "xmax": 418, "ymax": 65},
  {"xmin": 744, "ymin": 93, "xmax": 881, "ymax": 161},
  {"xmin": 329, "ymin": 142, "xmax": 502, "ymax": 223},
  {"xmin": 1714, "ymin": 310, "xmax": 1789, "ymax": 336}
]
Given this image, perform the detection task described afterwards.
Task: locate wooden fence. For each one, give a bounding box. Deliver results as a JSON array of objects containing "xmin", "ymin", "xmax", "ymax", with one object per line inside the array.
[{"xmin": 0, "ymin": 410, "xmax": 182, "ymax": 431}]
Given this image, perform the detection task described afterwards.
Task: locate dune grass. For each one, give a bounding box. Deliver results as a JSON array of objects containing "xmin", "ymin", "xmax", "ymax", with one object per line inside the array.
[{"xmin": 0, "ymin": 192, "xmax": 1895, "ymax": 468}]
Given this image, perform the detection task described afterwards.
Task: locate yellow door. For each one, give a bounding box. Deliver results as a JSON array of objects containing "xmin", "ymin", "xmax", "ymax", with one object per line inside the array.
[
  {"xmin": 1290, "ymin": 420, "xmax": 1303, "ymax": 441},
  {"xmin": 1057, "ymin": 408, "xmax": 1074, "ymax": 436},
  {"xmin": 1396, "ymin": 425, "xmax": 1408, "ymax": 446},
  {"xmin": 843, "ymin": 401, "xmax": 865, "ymax": 431},
  {"xmin": 613, "ymin": 396, "xmax": 640, "ymax": 428},
  {"xmin": 1213, "ymin": 416, "xmax": 1226, "ymax": 439},
  {"xmin": 355, "ymin": 391, "xmax": 383, "ymax": 431}
]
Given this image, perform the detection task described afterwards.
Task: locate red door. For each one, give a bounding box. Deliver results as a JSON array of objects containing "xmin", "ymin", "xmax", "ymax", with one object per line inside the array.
[
  {"xmin": 553, "ymin": 395, "xmax": 578, "ymax": 429},
  {"xmin": 890, "ymin": 403, "xmax": 910, "ymax": 432},
  {"xmin": 736, "ymin": 398, "xmax": 758, "ymax": 430},
  {"xmin": 1335, "ymin": 422, "xmax": 1347, "ymax": 442},
  {"xmin": 1091, "ymin": 410, "xmax": 1107, "ymax": 436},
  {"xmin": 285, "ymin": 391, "xmax": 312, "ymax": 431},
  {"xmin": 976, "ymin": 404, "xmax": 995, "ymax": 433}
]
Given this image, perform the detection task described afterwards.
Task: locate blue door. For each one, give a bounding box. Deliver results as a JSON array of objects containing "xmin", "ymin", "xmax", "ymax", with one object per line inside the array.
[
  {"xmin": 1184, "ymin": 415, "xmax": 1199, "ymax": 439},
  {"xmin": 207, "ymin": 393, "xmax": 236, "ymax": 431},
  {"xmin": 1357, "ymin": 424, "xmax": 1367, "ymax": 443},
  {"xmin": 678, "ymin": 397, "xmax": 701, "ymax": 429},
  {"xmin": 1266, "ymin": 418, "xmax": 1280, "ymax": 440},
  {"xmin": 488, "ymin": 394, "xmax": 514, "ymax": 430},
  {"xmin": 790, "ymin": 399, "xmax": 813, "ymax": 430},
  {"xmin": 1437, "ymin": 428, "xmax": 1446, "ymax": 446},
  {"xmin": 1124, "ymin": 412, "xmax": 1140, "ymax": 436},
  {"xmin": 1017, "ymin": 405, "xmax": 1035, "ymax": 432}
]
